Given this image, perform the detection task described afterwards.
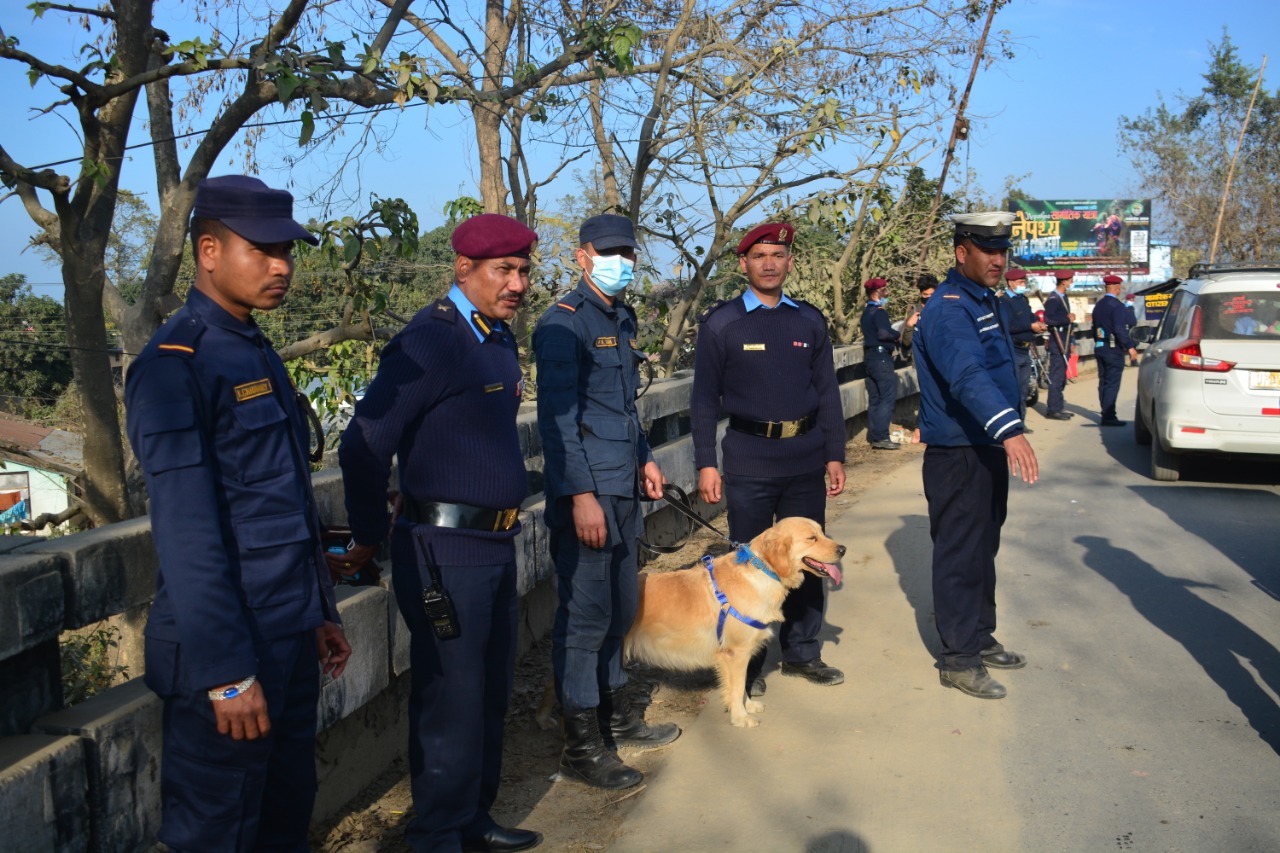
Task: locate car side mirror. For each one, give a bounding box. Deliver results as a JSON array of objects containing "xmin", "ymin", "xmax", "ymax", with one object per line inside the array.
[{"xmin": 1130, "ymin": 325, "xmax": 1153, "ymax": 344}]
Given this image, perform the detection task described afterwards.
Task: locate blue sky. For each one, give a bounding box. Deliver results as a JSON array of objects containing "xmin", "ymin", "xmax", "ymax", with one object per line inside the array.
[{"xmin": 1, "ymin": 0, "xmax": 1276, "ymax": 293}]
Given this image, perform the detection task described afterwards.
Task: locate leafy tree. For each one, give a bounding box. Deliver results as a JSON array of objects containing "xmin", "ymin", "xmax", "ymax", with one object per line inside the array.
[
  {"xmin": 1119, "ymin": 31, "xmax": 1279, "ymax": 266},
  {"xmin": 0, "ymin": 272, "xmax": 73, "ymax": 420}
]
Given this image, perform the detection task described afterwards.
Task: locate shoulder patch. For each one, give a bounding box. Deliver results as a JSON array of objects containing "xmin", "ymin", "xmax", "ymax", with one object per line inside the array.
[
  {"xmin": 698, "ymin": 299, "xmax": 732, "ymax": 324},
  {"xmin": 429, "ymin": 298, "xmax": 458, "ymax": 321},
  {"xmin": 156, "ymin": 313, "xmax": 205, "ymax": 357}
]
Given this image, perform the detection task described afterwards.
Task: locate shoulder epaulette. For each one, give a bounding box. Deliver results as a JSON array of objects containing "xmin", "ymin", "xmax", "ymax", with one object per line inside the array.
[
  {"xmin": 428, "ymin": 298, "xmax": 459, "ymax": 322},
  {"xmin": 698, "ymin": 299, "xmax": 734, "ymax": 324},
  {"xmin": 156, "ymin": 312, "xmax": 206, "ymax": 357},
  {"xmin": 553, "ymin": 290, "xmax": 587, "ymax": 313}
]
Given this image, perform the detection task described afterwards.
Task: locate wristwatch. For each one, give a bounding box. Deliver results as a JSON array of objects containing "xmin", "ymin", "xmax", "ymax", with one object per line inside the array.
[{"xmin": 208, "ymin": 675, "xmax": 256, "ymax": 701}]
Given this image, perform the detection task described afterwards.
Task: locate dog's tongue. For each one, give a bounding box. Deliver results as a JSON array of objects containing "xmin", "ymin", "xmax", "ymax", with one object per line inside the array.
[{"xmin": 814, "ymin": 560, "xmax": 843, "ymax": 586}]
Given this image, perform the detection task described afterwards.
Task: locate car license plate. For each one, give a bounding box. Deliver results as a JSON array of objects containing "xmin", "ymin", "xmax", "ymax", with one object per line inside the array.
[{"xmin": 1249, "ymin": 371, "xmax": 1280, "ymax": 390}]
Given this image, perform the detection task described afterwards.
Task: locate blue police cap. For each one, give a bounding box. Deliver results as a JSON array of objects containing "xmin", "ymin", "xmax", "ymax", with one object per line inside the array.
[
  {"xmin": 578, "ymin": 214, "xmax": 638, "ymax": 251},
  {"xmin": 451, "ymin": 213, "xmax": 538, "ymax": 259},
  {"xmin": 193, "ymin": 175, "xmax": 318, "ymax": 245}
]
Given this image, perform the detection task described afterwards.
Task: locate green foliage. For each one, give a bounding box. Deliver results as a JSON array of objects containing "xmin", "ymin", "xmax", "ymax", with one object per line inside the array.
[
  {"xmin": 0, "ymin": 273, "xmax": 73, "ymax": 420},
  {"xmin": 60, "ymin": 621, "xmax": 128, "ymax": 706},
  {"xmin": 1118, "ymin": 31, "xmax": 1279, "ymax": 261}
]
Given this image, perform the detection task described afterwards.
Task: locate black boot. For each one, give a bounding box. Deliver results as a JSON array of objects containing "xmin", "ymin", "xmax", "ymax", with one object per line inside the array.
[
  {"xmin": 599, "ymin": 688, "xmax": 680, "ymax": 750},
  {"xmin": 559, "ymin": 709, "xmax": 643, "ymax": 789}
]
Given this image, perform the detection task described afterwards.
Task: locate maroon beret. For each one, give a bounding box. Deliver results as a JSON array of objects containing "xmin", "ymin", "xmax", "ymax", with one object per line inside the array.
[
  {"xmin": 1004, "ymin": 268, "xmax": 1027, "ymax": 281},
  {"xmin": 863, "ymin": 278, "xmax": 888, "ymax": 292},
  {"xmin": 1054, "ymin": 269, "xmax": 1075, "ymax": 281},
  {"xmin": 1103, "ymin": 274, "xmax": 1124, "ymax": 285},
  {"xmin": 736, "ymin": 222, "xmax": 794, "ymax": 255},
  {"xmin": 451, "ymin": 213, "xmax": 538, "ymax": 260}
]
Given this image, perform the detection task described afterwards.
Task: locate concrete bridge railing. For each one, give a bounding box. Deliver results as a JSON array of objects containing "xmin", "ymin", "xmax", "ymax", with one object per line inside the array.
[{"xmin": 1, "ymin": 342, "xmax": 928, "ymax": 853}]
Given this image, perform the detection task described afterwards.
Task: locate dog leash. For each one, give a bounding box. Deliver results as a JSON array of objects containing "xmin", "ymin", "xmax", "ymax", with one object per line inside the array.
[{"xmin": 640, "ymin": 484, "xmax": 780, "ymax": 583}]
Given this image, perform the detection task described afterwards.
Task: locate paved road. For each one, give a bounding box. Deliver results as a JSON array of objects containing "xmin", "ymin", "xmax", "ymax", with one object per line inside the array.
[{"xmin": 608, "ymin": 369, "xmax": 1280, "ymax": 853}]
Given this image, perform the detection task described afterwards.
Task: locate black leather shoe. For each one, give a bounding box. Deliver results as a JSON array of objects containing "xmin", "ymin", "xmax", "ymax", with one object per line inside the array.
[
  {"xmin": 1045, "ymin": 411, "xmax": 1072, "ymax": 421},
  {"xmin": 940, "ymin": 666, "xmax": 1006, "ymax": 699},
  {"xmin": 462, "ymin": 826, "xmax": 543, "ymax": 853},
  {"xmin": 1099, "ymin": 418, "xmax": 1127, "ymax": 427},
  {"xmin": 870, "ymin": 439, "xmax": 901, "ymax": 450},
  {"xmin": 599, "ymin": 689, "xmax": 680, "ymax": 750},
  {"xmin": 748, "ymin": 675, "xmax": 767, "ymax": 697},
  {"xmin": 980, "ymin": 647, "xmax": 1027, "ymax": 669},
  {"xmin": 780, "ymin": 658, "xmax": 844, "ymax": 685}
]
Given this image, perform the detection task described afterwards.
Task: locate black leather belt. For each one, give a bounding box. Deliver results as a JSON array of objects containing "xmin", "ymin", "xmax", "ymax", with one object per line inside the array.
[
  {"xmin": 403, "ymin": 500, "xmax": 520, "ymax": 532},
  {"xmin": 729, "ymin": 413, "xmax": 817, "ymax": 439},
  {"xmin": 1014, "ymin": 341, "xmax": 1031, "ymax": 349},
  {"xmin": 864, "ymin": 345, "xmax": 893, "ymax": 353}
]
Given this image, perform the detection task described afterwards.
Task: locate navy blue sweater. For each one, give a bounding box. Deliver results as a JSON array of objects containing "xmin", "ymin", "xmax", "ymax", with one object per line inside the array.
[
  {"xmin": 691, "ymin": 295, "xmax": 846, "ymax": 478},
  {"xmin": 338, "ymin": 297, "xmax": 527, "ymax": 565}
]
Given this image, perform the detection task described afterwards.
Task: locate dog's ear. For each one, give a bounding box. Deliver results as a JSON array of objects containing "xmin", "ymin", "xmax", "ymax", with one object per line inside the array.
[{"xmin": 762, "ymin": 533, "xmax": 794, "ymax": 577}]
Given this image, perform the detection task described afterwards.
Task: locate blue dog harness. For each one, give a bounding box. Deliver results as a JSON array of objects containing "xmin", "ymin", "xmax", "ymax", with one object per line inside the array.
[{"xmin": 702, "ymin": 544, "xmax": 781, "ymax": 644}]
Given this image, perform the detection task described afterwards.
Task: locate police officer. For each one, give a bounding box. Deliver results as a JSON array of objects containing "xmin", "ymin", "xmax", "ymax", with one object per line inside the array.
[
  {"xmin": 691, "ymin": 222, "xmax": 847, "ymax": 697},
  {"xmin": 337, "ymin": 214, "xmax": 542, "ymax": 852},
  {"xmin": 899, "ymin": 273, "xmax": 936, "ymax": 361},
  {"xmin": 913, "ymin": 211, "xmax": 1039, "ymax": 700},
  {"xmin": 999, "ymin": 268, "xmax": 1046, "ymax": 422},
  {"xmin": 861, "ymin": 278, "xmax": 917, "ymax": 449},
  {"xmin": 534, "ymin": 214, "xmax": 678, "ymax": 792},
  {"xmin": 1091, "ymin": 274, "xmax": 1139, "ymax": 426},
  {"xmin": 1043, "ymin": 269, "xmax": 1077, "ymax": 420},
  {"xmin": 125, "ymin": 175, "xmax": 351, "ymax": 852}
]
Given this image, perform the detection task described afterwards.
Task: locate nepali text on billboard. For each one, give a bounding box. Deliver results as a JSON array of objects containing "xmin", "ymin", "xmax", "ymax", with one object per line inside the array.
[{"xmin": 1005, "ymin": 199, "xmax": 1152, "ymax": 275}]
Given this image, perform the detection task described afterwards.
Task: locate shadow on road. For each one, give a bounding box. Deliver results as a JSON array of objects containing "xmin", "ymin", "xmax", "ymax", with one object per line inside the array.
[
  {"xmin": 885, "ymin": 513, "xmax": 939, "ymax": 661},
  {"xmin": 1076, "ymin": 534, "xmax": 1280, "ymax": 756}
]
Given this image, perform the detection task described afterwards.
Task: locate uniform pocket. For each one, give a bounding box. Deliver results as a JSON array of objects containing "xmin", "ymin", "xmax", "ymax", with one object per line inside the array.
[
  {"xmin": 159, "ymin": 749, "xmax": 247, "ymax": 851},
  {"xmin": 230, "ymin": 396, "xmax": 294, "ymax": 484},
  {"xmin": 586, "ymin": 344, "xmax": 622, "ymax": 392},
  {"xmin": 137, "ymin": 401, "xmax": 203, "ymax": 474},
  {"xmin": 233, "ymin": 511, "xmax": 312, "ymax": 607}
]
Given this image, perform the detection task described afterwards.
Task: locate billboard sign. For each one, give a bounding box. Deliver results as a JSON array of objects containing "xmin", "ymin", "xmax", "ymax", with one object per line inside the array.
[{"xmin": 1006, "ymin": 199, "xmax": 1152, "ymax": 276}]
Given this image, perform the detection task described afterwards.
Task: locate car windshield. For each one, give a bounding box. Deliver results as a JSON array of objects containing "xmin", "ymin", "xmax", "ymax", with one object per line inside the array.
[{"xmin": 1203, "ymin": 291, "xmax": 1280, "ymax": 340}]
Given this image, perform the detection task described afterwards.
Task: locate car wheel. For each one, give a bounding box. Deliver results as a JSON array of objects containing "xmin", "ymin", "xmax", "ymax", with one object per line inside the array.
[
  {"xmin": 1151, "ymin": 430, "xmax": 1181, "ymax": 482},
  {"xmin": 1133, "ymin": 402, "xmax": 1151, "ymax": 446}
]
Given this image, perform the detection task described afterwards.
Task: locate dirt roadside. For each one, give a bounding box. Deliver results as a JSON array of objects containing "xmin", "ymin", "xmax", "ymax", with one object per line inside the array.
[{"xmin": 311, "ymin": 428, "xmax": 924, "ymax": 853}]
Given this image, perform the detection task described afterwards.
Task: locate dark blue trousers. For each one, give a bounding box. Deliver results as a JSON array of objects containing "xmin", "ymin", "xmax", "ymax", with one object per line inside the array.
[
  {"xmin": 864, "ymin": 349, "xmax": 898, "ymax": 442},
  {"xmin": 923, "ymin": 445, "xmax": 1009, "ymax": 671},
  {"xmin": 154, "ymin": 631, "xmax": 318, "ymax": 853},
  {"xmin": 391, "ymin": 530, "xmax": 518, "ymax": 853},
  {"xmin": 1047, "ymin": 345, "xmax": 1067, "ymax": 414},
  {"xmin": 725, "ymin": 470, "xmax": 828, "ymax": 677},
  {"xmin": 1096, "ymin": 349, "xmax": 1124, "ymax": 421},
  {"xmin": 549, "ymin": 494, "xmax": 641, "ymax": 712},
  {"xmin": 1012, "ymin": 348, "xmax": 1031, "ymax": 417}
]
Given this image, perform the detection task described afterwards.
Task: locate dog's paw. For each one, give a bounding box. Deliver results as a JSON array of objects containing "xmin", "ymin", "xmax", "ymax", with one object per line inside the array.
[
  {"xmin": 745, "ymin": 698, "xmax": 764, "ymax": 714},
  {"xmin": 730, "ymin": 714, "xmax": 761, "ymax": 728}
]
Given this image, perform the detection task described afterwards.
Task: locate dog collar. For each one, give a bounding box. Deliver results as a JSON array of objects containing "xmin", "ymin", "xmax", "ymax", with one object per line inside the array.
[
  {"xmin": 703, "ymin": 555, "xmax": 768, "ymax": 644},
  {"xmin": 734, "ymin": 543, "xmax": 781, "ymax": 583}
]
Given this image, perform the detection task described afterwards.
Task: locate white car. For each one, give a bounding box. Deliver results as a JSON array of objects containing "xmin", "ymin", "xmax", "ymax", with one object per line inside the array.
[{"xmin": 1131, "ymin": 264, "xmax": 1280, "ymax": 481}]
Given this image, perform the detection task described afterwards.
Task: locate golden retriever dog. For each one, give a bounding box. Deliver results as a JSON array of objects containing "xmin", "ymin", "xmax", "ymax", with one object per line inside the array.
[{"xmin": 623, "ymin": 516, "xmax": 844, "ymax": 728}]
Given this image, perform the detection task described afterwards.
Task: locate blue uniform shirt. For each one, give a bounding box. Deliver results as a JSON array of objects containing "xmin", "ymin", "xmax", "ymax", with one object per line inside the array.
[
  {"xmin": 125, "ymin": 288, "xmax": 337, "ymax": 693},
  {"xmin": 1000, "ymin": 290, "xmax": 1037, "ymax": 344},
  {"xmin": 533, "ymin": 280, "xmax": 652, "ymax": 502},
  {"xmin": 1091, "ymin": 292, "xmax": 1136, "ymax": 351},
  {"xmin": 913, "ymin": 268, "xmax": 1025, "ymax": 447},
  {"xmin": 860, "ymin": 301, "xmax": 900, "ymax": 346}
]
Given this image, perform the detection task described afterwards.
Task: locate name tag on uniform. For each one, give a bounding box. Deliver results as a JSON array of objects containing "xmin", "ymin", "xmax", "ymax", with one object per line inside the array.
[
  {"xmin": 484, "ymin": 383, "xmax": 505, "ymax": 393},
  {"xmin": 743, "ymin": 343, "xmax": 766, "ymax": 351},
  {"xmin": 234, "ymin": 379, "xmax": 273, "ymax": 402},
  {"xmin": 595, "ymin": 336, "xmax": 618, "ymax": 348}
]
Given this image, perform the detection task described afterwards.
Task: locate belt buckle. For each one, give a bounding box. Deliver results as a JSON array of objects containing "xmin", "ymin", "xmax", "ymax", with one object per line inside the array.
[
  {"xmin": 780, "ymin": 420, "xmax": 800, "ymax": 438},
  {"xmin": 494, "ymin": 508, "xmax": 519, "ymax": 532}
]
